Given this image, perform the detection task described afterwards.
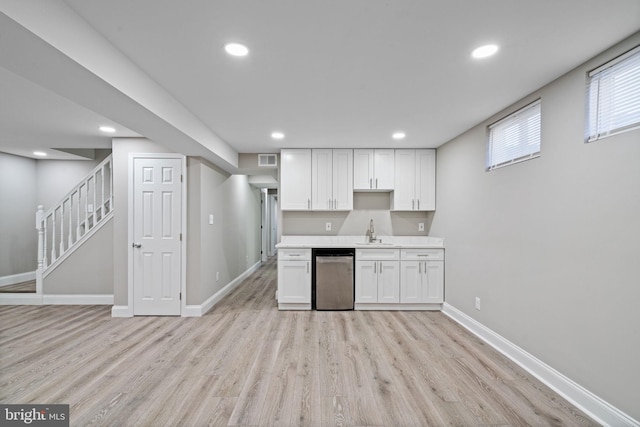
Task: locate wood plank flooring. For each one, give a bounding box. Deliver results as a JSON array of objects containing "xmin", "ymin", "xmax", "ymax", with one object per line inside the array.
[
  {"xmin": 0, "ymin": 257, "xmax": 598, "ymax": 426},
  {"xmin": 0, "ymin": 280, "xmax": 36, "ymax": 293}
]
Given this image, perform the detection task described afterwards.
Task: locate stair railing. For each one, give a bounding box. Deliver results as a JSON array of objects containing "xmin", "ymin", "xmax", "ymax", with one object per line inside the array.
[{"xmin": 36, "ymin": 155, "xmax": 113, "ymax": 274}]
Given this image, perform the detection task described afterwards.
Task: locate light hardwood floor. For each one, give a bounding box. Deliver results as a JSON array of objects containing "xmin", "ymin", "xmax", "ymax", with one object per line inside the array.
[
  {"xmin": 0, "ymin": 280, "xmax": 36, "ymax": 293},
  {"xmin": 0, "ymin": 257, "xmax": 598, "ymax": 426}
]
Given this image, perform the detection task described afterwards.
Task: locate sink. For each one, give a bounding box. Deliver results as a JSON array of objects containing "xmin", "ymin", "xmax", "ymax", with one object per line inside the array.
[{"xmin": 355, "ymin": 242, "xmax": 395, "ymax": 246}]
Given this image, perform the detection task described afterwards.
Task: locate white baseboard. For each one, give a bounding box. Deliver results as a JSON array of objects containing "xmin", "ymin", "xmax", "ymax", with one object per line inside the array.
[
  {"xmin": 0, "ymin": 271, "xmax": 36, "ymax": 287},
  {"xmin": 42, "ymin": 294, "xmax": 114, "ymax": 305},
  {"xmin": 354, "ymin": 302, "xmax": 442, "ymax": 311},
  {"xmin": 182, "ymin": 261, "xmax": 262, "ymax": 317},
  {"xmin": 111, "ymin": 305, "xmax": 133, "ymax": 317},
  {"xmin": 0, "ymin": 294, "xmax": 43, "ymax": 305},
  {"xmin": 442, "ymin": 303, "xmax": 639, "ymax": 427}
]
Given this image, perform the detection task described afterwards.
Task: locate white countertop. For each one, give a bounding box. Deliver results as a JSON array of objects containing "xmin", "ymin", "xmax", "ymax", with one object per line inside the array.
[{"xmin": 276, "ymin": 235, "xmax": 444, "ymax": 249}]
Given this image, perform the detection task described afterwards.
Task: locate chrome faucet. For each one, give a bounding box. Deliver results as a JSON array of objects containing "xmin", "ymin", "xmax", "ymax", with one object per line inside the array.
[{"xmin": 368, "ymin": 219, "xmax": 378, "ymax": 243}]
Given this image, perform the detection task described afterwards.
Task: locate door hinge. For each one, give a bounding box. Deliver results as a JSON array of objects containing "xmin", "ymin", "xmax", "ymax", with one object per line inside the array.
[{"xmin": 179, "ymin": 292, "xmax": 182, "ymax": 300}]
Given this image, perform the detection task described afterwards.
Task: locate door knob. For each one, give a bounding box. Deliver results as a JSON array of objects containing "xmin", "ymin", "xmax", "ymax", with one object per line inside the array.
[{"xmin": 132, "ymin": 243, "xmax": 142, "ymax": 248}]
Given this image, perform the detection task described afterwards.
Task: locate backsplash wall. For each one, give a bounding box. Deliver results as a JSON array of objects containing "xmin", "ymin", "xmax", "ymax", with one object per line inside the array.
[{"xmin": 281, "ymin": 192, "xmax": 433, "ymax": 237}]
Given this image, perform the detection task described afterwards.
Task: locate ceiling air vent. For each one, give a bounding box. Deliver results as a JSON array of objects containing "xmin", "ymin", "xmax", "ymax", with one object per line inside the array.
[{"xmin": 258, "ymin": 154, "xmax": 278, "ymax": 168}]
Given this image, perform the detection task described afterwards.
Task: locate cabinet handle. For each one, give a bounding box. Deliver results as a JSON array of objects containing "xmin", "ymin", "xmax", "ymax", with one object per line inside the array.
[
  {"xmin": 376, "ymin": 178, "xmax": 378, "ymax": 189},
  {"xmin": 369, "ymin": 178, "xmax": 372, "ymax": 189},
  {"xmin": 419, "ymin": 262, "xmax": 421, "ymax": 273},
  {"xmin": 374, "ymin": 262, "xmax": 376, "ymax": 274},
  {"xmin": 379, "ymin": 261, "xmax": 383, "ymax": 273},
  {"xmin": 307, "ymin": 262, "xmax": 309, "ymax": 273},
  {"xmin": 412, "ymin": 199, "xmax": 415, "ymax": 210},
  {"xmin": 417, "ymin": 199, "xmax": 420, "ymax": 210},
  {"xmin": 308, "ymin": 198, "xmax": 310, "ymax": 209},
  {"xmin": 334, "ymin": 199, "xmax": 337, "ymax": 210}
]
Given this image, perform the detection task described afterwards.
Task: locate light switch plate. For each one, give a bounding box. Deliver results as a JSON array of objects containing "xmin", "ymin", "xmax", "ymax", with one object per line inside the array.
[
  {"xmin": 418, "ymin": 223, "xmax": 425, "ymax": 231},
  {"xmin": 475, "ymin": 297, "xmax": 481, "ymax": 310},
  {"xmin": 209, "ymin": 214, "xmax": 214, "ymax": 225},
  {"xmin": 325, "ymin": 222, "xmax": 332, "ymax": 231}
]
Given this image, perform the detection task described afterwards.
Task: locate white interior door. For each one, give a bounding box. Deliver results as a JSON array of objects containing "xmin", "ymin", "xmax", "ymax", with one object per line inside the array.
[
  {"xmin": 261, "ymin": 189, "xmax": 268, "ymax": 262},
  {"xmin": 132, "ymin": 156, "xmax": 182, "ymax": 316}
]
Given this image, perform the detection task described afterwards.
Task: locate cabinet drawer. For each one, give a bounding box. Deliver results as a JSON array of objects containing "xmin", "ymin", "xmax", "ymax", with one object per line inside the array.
[
  {"xmin": 401, "ymin": 248, "xmax": 444, "ymax": 261},
  {"xmin": 278, "ymin": 248, "xmax": 311, "ymax": 261},
  {"xmin": 356, "ymin": 248, "xmax": 400, "ymax": 261}
]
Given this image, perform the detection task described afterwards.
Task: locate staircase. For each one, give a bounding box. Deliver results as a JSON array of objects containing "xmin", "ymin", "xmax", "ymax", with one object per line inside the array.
[{"xmin": 35, "ymin": 155, "xmax": 113, "ymax": 291}]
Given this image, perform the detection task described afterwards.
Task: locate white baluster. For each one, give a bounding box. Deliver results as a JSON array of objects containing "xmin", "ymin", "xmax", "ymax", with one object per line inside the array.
[
  {"xmin": 92, "ymin": 174, "xmax": 97, "ymax": 227},
  {"xmin": 109, "ymin": 159, "xmax": 113, "ymax": 210},
  {"xmin": 101, "ymin": 165, "xmax": 105, "ymax": 218},
  {"xmin": 77, "ymin": 187, "xmax": 82, "ymax": 237},
  {"xmin": 36, "ymin": 205, "xmax": 44, "ymax": 272},
  {"xmin": 43, "ymin": 214, "xmax": 49, "ymax": 268},
  {"xmin": 51, "ymin": 210, "xmax": 57, "ymax": 262},
  {"xmin": 84, "ymin": 179, "xmax": 89, "ymax": 233},
  {"xmin": 60, "ymin": 202, "xmax": 65, "ymax": 256},
  {"xmin": 68, "ymin": 195, "xmax": 73, "ymax": 247}
]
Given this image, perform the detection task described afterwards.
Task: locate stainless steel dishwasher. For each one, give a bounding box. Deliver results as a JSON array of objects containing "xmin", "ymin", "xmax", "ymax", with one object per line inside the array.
[{"xmin": 313, "ymin": 248, "xmax": 354, "ymax": 310}]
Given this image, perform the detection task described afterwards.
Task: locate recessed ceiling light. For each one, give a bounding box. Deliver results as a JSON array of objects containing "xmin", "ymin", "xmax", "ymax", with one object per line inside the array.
[
  {"xmin": 224, "ymin": 42, "xmax": 249, "ymax": 57},
  {"xmin": 99, "ymin": 126, "xmax": 116, "ymax": 133},
  {"xmin": 472, "ymin": 44, "xmax": 499, "ymax": 59},
  {"xmin": 271, "ymin": 131, "xmax": 285, "ymax": 140},
  {"xmin": 392, "ymin": 132, "xmax": 406, "ymax": 140},
  {"xmin": 33, "ymin": 151, "xmax": 47, "ymax": 157}
]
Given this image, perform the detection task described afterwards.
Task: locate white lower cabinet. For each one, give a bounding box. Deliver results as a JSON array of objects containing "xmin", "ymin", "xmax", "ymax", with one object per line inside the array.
[
  {"xmin": 355, "ymin": 249, "xmax": 400, "ymax": 303},
  {"xmin": 400, "ymin": 249, "xmax": 444, "ymax": 304},
  {"xmin": 277, "ymin": 249, "xmax": 311, "ymax": 309}
]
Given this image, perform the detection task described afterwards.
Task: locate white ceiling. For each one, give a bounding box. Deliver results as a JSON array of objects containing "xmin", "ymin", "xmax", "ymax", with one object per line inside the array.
[{"xmin": 1, "ymin": 1, "xmax": 639, "ymax": 165}]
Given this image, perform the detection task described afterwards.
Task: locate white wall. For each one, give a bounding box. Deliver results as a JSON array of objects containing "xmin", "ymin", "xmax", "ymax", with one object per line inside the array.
[
  {"xmin": 187, "ymin": 157, "xmax": 261, "ymax": 305},
  {"xmin": 43, "ymin": 218, "xmax": 113, "ymax": 294},
  {"xmin": 0, "ymin": 152, "xmax": 37, "ymax": 276},
  {"xmin": 282, "ymin": 192, "xmax": 433, "ymax": 237},
  {"xmin": 430, "ymin": 33, "xmax": 640, "ymax": 421},
  {"xmin": 36, "ymin": 149, "xmax": 111, "ymax": 208}
]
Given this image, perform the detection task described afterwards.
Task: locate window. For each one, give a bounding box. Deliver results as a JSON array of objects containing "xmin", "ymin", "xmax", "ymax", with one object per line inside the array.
[
  {"xmin": 486, "ymin": 100, "xmax": 541, "ymax": 171},
  {"xmin": 586, "ymin": 45, "xmax": 640, "ymax": 142}
]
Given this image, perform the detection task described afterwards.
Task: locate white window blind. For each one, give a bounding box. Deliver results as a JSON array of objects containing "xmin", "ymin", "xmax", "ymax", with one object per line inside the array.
[
  {"xmin": 486, "ymin": 100, "xmax": 541, "ymax": 171},
  {"xmin": 586, "ymin": 45, "xmax": 640, "ymax": 142}
]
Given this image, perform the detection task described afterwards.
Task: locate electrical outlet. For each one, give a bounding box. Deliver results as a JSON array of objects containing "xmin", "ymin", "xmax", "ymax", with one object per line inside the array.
[
  {"xmin": 325, "ymin": 222, "xmax": 332, "ymax": 231},
  {"xmin": 418, "ymin": 222, "xmax": 425, "ymax": 231},
  {"xmin": 475, "ymin": 297, "xmax": 481, "ymax": 310},
  {"xmin": 216, "ymin": 272, "xmax": 220, "ymax": 282}
]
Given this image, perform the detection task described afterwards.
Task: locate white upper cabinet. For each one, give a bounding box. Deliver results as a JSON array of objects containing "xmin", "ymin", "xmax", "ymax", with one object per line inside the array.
[
  {"xmin": 392, "ymin": 149, "xmax": 435, "ymax": 211},
  {"xmin": 312, "ymin": 149, "xmax": 353, "ymax": 211},
  {"xmin": 353, "ymin": 149, "xmax": 394, "ymax": 191},
  {"xmin": 281, "ymin": 149, "xmax": 312, "ymax": 211}
]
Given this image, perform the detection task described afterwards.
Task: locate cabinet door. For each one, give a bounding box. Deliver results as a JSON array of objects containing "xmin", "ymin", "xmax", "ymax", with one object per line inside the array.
[
  {"xmin": 353, "ymin": 149, "xmax": 374, "ymax": 190},
  {"xmin": 400, "ymin": 261, "xmax": 421, "ymax": 303},
  {"xmin": 332, "ymin": 149, "xmax": 353, "ymax": 210},
  {"xmin": 378, "ymin": 261, "xmax": 400, "ymax": 303},
  {"xmin": 278, "ymin": 260, "xmax": 311, "ymax": 303},
  {"xmin": 392, "ymin": 149, "xmax": 416, "ymax": 210},
  {"xmin": 415, "ymin": 149, "xmax": 436, "ymax": 211},
  {"xmin": 423, "ymin": 260, "xmax": 444, "ymax": 303},
  {"xmin": 355, "ymin": 260, "xmax": 377, "ymax": 303},
  {"xmin": 281, "ymin": 149, "xmax": 311, "ymax": 210},
  {"xmin": 312, "ymin": 149, "xmax": 333, "ymax": 210},
  {"xmin": 374, "ymin": 149, "xmax": 395, "ymax": 190}
]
